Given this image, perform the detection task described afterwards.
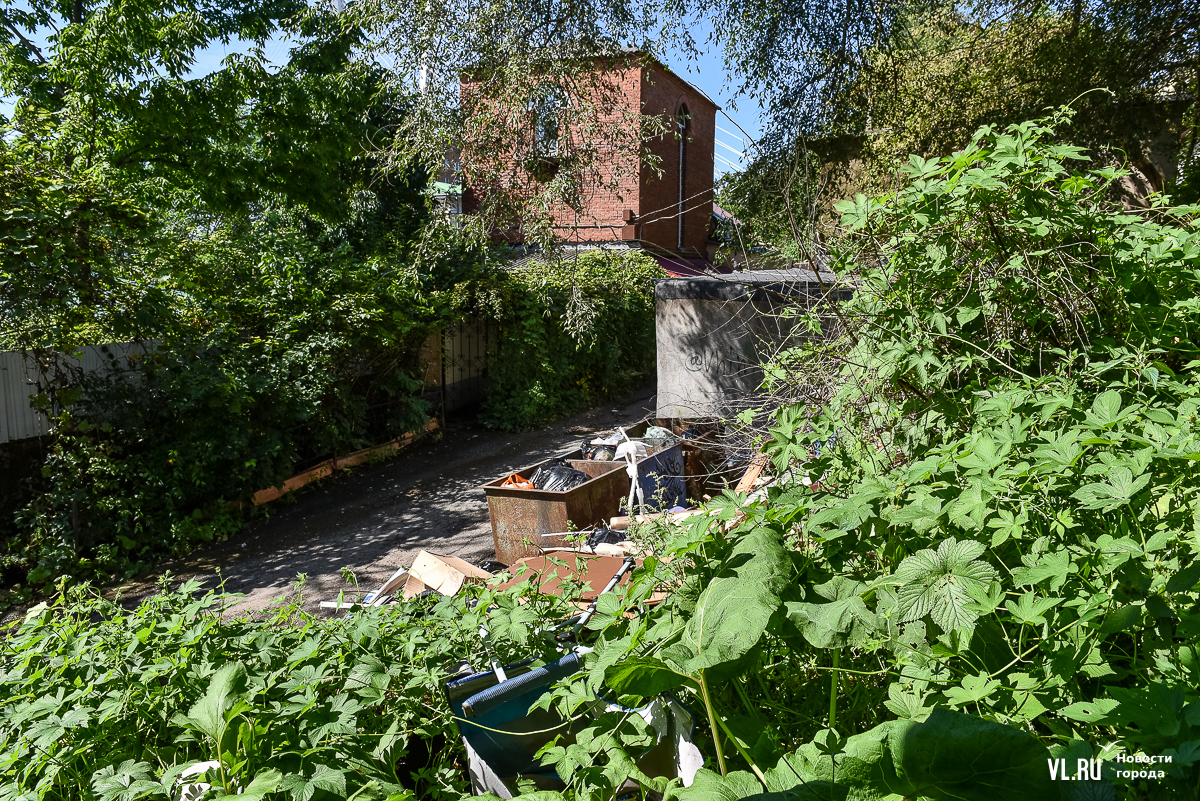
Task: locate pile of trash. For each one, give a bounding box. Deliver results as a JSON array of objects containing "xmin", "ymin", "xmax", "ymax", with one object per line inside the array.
[
  {"xmin": 319, "ymin": 545, "xmax": 696, "ymax": 799},
  {"xmin": 528, "ymin": 458, "xmax": 589, "ymax": 492},
  {"xmin": 317, "ymin": 423, "xmax": 778, "ymax": 798},
  {"xmin": 579, "ymin": 425, "xmax": 676, "ymax": 462}
]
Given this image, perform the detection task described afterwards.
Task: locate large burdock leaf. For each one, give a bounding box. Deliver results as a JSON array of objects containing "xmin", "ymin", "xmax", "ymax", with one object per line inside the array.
[
  {"xmin": 786, "ymin": 576, "xmax": 878, "ymax": 649},
  {"xmin": 604, "ymin": 656, "xmax": 696, "ymax": 698},
  {"xmin": 672, "ymin": 527, "xmax": 789, "ymax": 676},
  {"xmin": 774, "ymin": 723, "xmax": 917, "ymax": 800},
  {"xmin": 681, "ymin": 710, "xmax": 1058, "ymax": 801},
  {"xmin": 675, "ymin": 768, "xmax": 805, "ymax": 800},
  {"xmin": 897, "ymin": 708, "xmax": 1061, "ymax": 801},
  {"xmin": 892, "ymin": 538, "xmax": 997, "ymax": 633}
]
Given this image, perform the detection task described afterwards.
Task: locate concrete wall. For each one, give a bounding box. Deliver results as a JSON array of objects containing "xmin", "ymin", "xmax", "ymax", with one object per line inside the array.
[{"xmin": 655, "ymin": 271, "xmax": 850, "ymax": 419}]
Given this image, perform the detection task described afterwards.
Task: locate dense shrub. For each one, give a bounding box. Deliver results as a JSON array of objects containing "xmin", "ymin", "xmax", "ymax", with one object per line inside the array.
[
  {"xmin": 613, "ymin": 110, "xmax": 1200, "ymax": 799},
  {"xmin": 0, "ymin": 576, "xmax": 585, "ymax": 801},
  {"xmin": 476, "ymin": 249, "xmax": 666, "ymax": 430},
  {"xmin": 0, "ymin": 203, "xmax": 487, "ymax": 599},
  {"xmin": 8, "ymin": 115, "xmax": 1200, "ymax": 800},
  {"xmin": 419, "ymin": 110, "xmax": 1200, "ymax": 801}
]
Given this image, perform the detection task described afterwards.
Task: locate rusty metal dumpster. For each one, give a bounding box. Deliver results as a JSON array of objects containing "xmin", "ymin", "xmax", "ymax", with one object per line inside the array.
[
  {"xmin": 482, "ymin": 440, "xmax": 691, "ymax": 564},
  {"xmin": 482, "ymin": 455, "xmax": 629, "ymax": 564}
]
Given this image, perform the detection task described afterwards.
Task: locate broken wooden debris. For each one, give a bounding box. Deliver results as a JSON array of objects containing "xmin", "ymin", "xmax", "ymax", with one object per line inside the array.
[
  {"xmin": 734, "ymin": 452, "xmax": 770, "ymax": 494},
  {"xmin": 497, "ymin": 553, "xmax": 633, "ymax": 601},
  {"xmin": 609, "ymin": 508, "xmax": 703, "ymax": 530}
]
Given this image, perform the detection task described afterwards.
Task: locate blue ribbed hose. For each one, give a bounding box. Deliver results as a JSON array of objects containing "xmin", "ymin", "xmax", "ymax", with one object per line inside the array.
[{"xmin": 461, "ymin": 652, "xmax": 583, "ymax": 718}]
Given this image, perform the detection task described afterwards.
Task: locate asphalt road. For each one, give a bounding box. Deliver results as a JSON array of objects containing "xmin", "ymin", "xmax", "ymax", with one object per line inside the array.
[{"xmin": 117, "ymin": 383, "xmax": 658, "ymax": 617}]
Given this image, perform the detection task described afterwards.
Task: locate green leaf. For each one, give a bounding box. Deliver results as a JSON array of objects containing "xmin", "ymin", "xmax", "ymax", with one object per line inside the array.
[
  {"xmin": 884, "ymin": 686, "xmax": 933, "ymax": 721},
  {"xmin": 347, "ymin": 782, "xmax": 401, "ymax": 801},
  {"xmin": 237, "ymin": 769, "xmax": 283, "ymax": 800},
  {"xmin": 1004, "ymin": 592, "xmax": 1060, "ymax": 626},
  {"xmin": 1085, "ymin": 391, "xmax": 1129, "ymax": 428},
  {"xmin": 185, "ymin": 662, "xmax": 247, "ymax": 744},
  {"xmin": 892, "ymin": 538, "xmax": 998, "ymax": 633},
  {"xmin": 1107, "ymin": 685, "xmax": 1186, "ymax": 736},
  {"xmin": 944, "ymin": 673, "xmax": 1000, "ymax": 707},
  {"xmin": 673, "ymin": 527, "xmax": 789, "ymax": 677},
  {"xmin": 1058, "ymin": 699, "xmax": 1119, "ymax": 723},
  {"xmin": 1166, "ymin": 560, "xmax": 1200, "ymax": 593},
  {"xmin": 604, "ymin": 657, "xmax": 696, "ymax": 697},
  {"xmin": 1011, "ymin": 550, "xmax": 1072, "ymax": 591},
  {"xmin": 1098, "ymin": 605, "xmax": 1141, "ymax": 635},
  {"xmin": 1070, "ymin": 466, "xmax": 1149, "ymax": 511},
  {"xmin": 773, "ymin": 722, "xmax": 917, "ymax": 799},
  {"xmin": 785, "ymin": 577, "xmax": 878, "ymax": 649},
  {"xmin": 676, "ymin": 769, "xmax": 783, "ymax": 800},
  {"xmin": 90, "ymin": 760, "xmax": 159, "ymax": 801},
  {"xmin": 896, "ymin": 708, "xmax": 1061, "ymax": 800}
]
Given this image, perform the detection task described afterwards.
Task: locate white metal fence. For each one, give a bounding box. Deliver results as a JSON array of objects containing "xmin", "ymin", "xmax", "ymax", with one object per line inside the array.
[{"xmin": 0, "ymin": 343, "xmax": 150, "ymax": 445}]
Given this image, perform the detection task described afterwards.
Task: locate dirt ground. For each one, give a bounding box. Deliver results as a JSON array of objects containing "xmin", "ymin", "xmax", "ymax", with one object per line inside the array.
[{"xmin": 115, "ymin": 383, "xmax": 659, "ymax": 617}]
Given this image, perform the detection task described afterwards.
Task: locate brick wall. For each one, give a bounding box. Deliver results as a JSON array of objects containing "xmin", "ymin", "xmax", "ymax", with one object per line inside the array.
[
  {"xmin": 459, "ymin": 55, "xmax": 716, "ymax": 255},
  {"xmin": 637, "ymin": 64, "xmax": 716, "ymax": 255},
  {"xmin": 545, "ymin": 64, "xmax": 642, "ymax": 244}
]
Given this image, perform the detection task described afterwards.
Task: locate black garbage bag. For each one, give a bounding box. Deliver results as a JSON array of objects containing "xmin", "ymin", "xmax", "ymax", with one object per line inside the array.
[
  {"xmin": 581, "ymin": 440, "xmax": 617, "ymax": 461},
  {"xmin": 530, "ymin": 458, "xmax": 589, "ymax": 492},
  {"xmin": 586, "ymin": 524, "xmax": 625, "ymax": 550}
]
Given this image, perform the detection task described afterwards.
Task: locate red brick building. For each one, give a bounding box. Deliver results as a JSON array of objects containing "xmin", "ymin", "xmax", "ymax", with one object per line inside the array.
[{"xmin": 459, "ymin": 54, "xmax": 718, "ymax": 262}]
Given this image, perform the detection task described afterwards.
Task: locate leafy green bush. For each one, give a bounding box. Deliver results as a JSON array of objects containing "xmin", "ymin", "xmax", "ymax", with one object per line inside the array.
[
  {"xmin": 476, "ymin": 249, "xmax": 666, "ymax": 430},
  {"xmin": 0, "ymin": 0, "xmax": 496, "ymax": 598},
  {"xmin": 13, "ymin": 112, "xmax": 1200, "ymax": 801},
  {"xmin": 511, "ymin": 110, "xmax": 1200, "ymax": 800},
  {"xmin": 0, "ymin": 572, "xmax": 591, "ymax": 801},
  {"xmin": 0, "ymin": 195, "xmax": 487, "ymax": 597}
]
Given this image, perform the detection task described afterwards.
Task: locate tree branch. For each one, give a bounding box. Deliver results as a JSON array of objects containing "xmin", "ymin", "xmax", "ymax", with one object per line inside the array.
[{"xmin": 2, "ymin": 18, "xmax": 47, "ymax": 64}]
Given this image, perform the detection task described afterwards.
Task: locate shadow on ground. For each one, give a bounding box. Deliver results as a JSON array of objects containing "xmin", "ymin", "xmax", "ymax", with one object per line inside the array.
[{"xmin": 117, "ymin": 384, "xmax": 658, "ymax": 616}]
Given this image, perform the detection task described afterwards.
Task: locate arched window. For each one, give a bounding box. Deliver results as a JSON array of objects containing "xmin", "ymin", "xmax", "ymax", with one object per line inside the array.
[
  {"xmin": 676, "ymin": 105, "xmax": 689, "ymax": 250},
  {"xmin": 532, "ymin": 86, "xmax": 565, "ymax": 157}
]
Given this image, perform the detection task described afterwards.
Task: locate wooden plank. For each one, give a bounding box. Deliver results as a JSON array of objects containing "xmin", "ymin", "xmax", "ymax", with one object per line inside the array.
[
  {"xmin": 251, "ymin": 419, "xmax": 439, "ymax": 505},
  {"xmin": 735, "ymin": 453, "xmax": 769, "ymax": 494},
  {"xmin": 609, "ymin": 509, "xmax": 703, "ymax": 531}
]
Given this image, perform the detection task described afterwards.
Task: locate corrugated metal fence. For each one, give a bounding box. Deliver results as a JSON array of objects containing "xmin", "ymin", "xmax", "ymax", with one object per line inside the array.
[
  {"xmin": 0, "ymin": 343, "xmax": 150, "ymax": 445},
  {"xmin": 1, "ymin": 322, "xmax": 498, "ymax": 446}
]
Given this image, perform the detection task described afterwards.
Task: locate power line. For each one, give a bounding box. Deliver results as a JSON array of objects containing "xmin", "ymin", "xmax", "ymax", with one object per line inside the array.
[
  {"xmin": 715, "ymin": 138, "xmax": 745, "ymax": 159},
  {"xmin": 715, "ymin": 124, "xmax": 745, "ymax": 144},
  {"xmin": 715, "ymin": 152, "xmax": 741, "ymax": 171}
]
